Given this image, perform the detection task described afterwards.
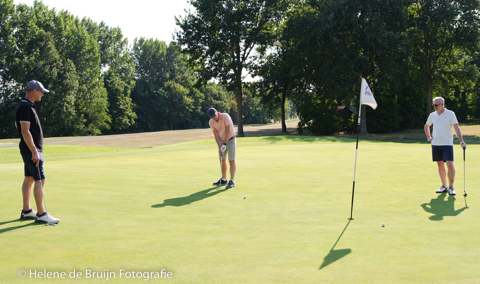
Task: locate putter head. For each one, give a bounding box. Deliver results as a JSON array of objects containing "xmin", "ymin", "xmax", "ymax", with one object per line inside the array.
[
  {"xmin": 464, "ymin": 193, "xmax": 467, "ymax": 197},
  {"xmin": 46, "ymin": 223, "xmax": 56, "ymax": 226}
]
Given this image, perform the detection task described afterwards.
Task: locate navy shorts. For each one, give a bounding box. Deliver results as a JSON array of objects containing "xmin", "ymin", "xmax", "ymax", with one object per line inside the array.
[
  {"xmin": 21, "ymin": 151, "xmax": 45, "ymax": 181},
  {"xmin": 432, "ymin": 146, "xmax": 454, "ymax": 162}
]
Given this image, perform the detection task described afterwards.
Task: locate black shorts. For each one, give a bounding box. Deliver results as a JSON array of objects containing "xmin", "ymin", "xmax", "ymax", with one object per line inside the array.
[
  {"xmin": 21, "ymin": 151, "xmax": 45, "ymax": 180},
  {"xmin": 432, "ymin": 146, "xmax": 454, "ymax": 162}
]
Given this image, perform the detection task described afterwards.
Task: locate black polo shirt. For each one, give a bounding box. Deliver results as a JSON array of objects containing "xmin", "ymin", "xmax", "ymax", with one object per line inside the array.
[{"xmin": 15, "ymin": 98, "xmax": 43, "ymax": 154}]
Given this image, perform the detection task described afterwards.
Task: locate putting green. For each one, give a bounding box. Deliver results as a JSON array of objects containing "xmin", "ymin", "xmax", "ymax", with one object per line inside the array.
[{"xmin": 0, "ymin": 136, "xmax": 478, "ymax": 283}]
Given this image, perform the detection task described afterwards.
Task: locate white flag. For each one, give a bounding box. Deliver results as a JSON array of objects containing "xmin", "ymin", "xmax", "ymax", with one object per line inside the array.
[{"xmin": 360, "ymin": 78, "xmax": 377, "ymax": 110}]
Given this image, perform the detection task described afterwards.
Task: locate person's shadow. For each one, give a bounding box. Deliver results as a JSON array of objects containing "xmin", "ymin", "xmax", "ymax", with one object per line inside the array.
[
  {"xmin": 421, "ymin": 193, "xmax": 468, "ymax": 221},
  {"xmin": 0, "ymin": 219, "xmax": 41, "ymax": 234},
  {"xmin": 152, "ymin": 187, "xmax": 229, "ymax": 208}
]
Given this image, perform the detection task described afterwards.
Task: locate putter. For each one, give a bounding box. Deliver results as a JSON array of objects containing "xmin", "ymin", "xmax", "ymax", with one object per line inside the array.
[
  {"xmin": 218, "ymin": 146, "xmax": 226, "ymax": 190},
  {"xmin": 463, "ymin": 147, "xmax": 467, "ymax": 197},
  {"xmin": 218, "ymin": 156, "xmax": 223, "ymax": 190},
  {"xmin": 37, "ymin": 166, "xmax": 56, "ymax": 226}
]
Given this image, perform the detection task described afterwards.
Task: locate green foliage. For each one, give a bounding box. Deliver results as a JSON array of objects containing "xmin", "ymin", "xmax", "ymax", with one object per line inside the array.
[
  {"xmin": 175, "ymin": 0, "xmax": 289, "ymax": 136},
  {"xmin": 434, "ymin": 50, "xmax": 479, "ymax": 121},
  {"xmin": 295, "ymin": 93, "xmax": 343, "ymax": 135},
  {"xmin": 0, "ymin": 1, "xmax": 112, "ymax": 137},
  {"xmin": 95, "ymin": 23, "xmax": 137, "ymax": 133},
  {"xmin": 408, "ymin": 0, "xmax": 480, "ymax": 115},
  {"xmin": 199, "ymin": 83, "xmax": 232, "ymax": 127},
  {"xmin": 241, "ymin": 88, "xmax": 269, "ymax": 125},
  {"xmin": 2, "ymin": 0, "xmax": 480, "ymax": 139}
]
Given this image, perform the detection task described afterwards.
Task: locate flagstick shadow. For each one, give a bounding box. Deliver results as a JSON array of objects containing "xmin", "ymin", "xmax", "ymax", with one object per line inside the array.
[
  {"xmin": 151, "ymin": 187, "xmax": 229, "ymax": 208},
  {"xmin": 420, "ymin": 193, "xmax": 468, "ymax": 221},
  {"xmin": 319, "ymin": 220, "xmax": 352, "ymax": 270}
]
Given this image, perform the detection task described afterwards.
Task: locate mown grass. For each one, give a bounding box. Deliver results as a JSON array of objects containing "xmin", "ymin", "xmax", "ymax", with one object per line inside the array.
[{"xmin": 1, "ymin": 135, "xmax": 479, "ymax": 283}]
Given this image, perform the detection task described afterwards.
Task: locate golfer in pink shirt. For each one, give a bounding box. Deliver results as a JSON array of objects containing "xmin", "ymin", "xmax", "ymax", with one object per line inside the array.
[{"xmin": 208, "ymin": 108, "xmax": 236, "ymax": 189}]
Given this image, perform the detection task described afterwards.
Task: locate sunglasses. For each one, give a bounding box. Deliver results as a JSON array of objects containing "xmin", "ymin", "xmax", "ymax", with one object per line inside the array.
[{"xmin": 433, "ymin": 104, "xmax": 442, "ymax": 107}]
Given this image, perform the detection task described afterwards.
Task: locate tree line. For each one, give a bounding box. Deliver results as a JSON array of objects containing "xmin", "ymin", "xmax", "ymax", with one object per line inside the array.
[
  {"xmin": 1, "ymin": 0, "xmax": 480, "ymax": 139},
  {"xmin": 0, "ymin": 0, "xmax": 272, "ymax": 139},
  {"xmin": 176, "ymin": 0, "xmax": 480, "ymax": 135}
]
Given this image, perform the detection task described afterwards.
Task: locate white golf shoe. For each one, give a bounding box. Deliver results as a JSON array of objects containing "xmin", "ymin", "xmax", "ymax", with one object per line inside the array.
[
  {"xmin": 35, "ymin": 212, "xmax": 60, "ymax": 224},
  {"xmin": 20, "ymin": 209, "xmax": 37, "ymax": 220},
  {"xmin": 448, "ymin": 187, "xmax": 456, "ymax": 196},
  {"xmin": 436, "ymin": 185, "xmax": 448, "ymax": 193}
]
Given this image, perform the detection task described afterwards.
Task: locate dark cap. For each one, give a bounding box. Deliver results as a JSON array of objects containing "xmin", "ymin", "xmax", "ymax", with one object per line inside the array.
[
  {"xmin": 207, "ymin": 108, "xmax": 217, "ymax": 118},
  {"xmin": 26, "ymin": 80, "xmax": 50, "ymax": 93}
]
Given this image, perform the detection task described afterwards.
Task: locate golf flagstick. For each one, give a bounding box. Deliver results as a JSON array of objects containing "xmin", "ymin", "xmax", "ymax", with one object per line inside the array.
[
  {"xmin": 349, "ymin": 109, "xmax": 361, "ymax": 220},
  {"xmin": 349, "ymin": 78, "xmax": 377, "ymax": 220}
]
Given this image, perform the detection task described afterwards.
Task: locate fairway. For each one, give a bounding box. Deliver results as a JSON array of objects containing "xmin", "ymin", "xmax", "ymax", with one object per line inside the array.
[{"xmin": 1, "ymin": 135, "xmax": 479, "ymax": 283}]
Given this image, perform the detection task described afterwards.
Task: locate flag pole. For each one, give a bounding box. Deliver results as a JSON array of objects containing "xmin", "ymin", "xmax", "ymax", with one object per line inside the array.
[
  {"xmin": 349, "ymin": 78, "xmax": 377, "ymax": 220},
  {"xmin": 349, "ymin": 83, "xmax": 363, "ymax": 220}
]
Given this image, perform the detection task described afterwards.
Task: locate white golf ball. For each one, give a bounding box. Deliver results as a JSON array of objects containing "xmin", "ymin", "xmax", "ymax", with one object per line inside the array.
[
  {"xmin": 382, "ymin": 223, "xmax": 385, "ymax": 227},
  {"xmin": 244, "ymin": 196, "xmax": 246, "ymax": 199}
]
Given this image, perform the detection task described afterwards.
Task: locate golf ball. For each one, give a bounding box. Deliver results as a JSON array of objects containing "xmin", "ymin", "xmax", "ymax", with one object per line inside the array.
[
  {"xmin": 382, "ymin": 223, "xmax": 385, "ymax": 227},
  {"xmin": 244, "ymin": 196, "xmax": 246, "ymax": 199}
]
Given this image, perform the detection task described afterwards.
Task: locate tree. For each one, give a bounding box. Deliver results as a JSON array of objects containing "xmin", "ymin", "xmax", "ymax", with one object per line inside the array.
[
  {"xmin": 130, "ymin": 38, "xmax": 169, "ymax": 131},
  {"xmin": 252, "ymin": 0, "xmax": 302, "ymax": 132},
  {"xmin": 175, "ymin": 0, "xmax": 288, "ymax": 137},
  {"xmin": 94, "ymin": 22, "xmax": 137, "ymax": 133},
  {"xmin": 253, "ymin": 36, "xmax": 297, "ymax": 132},
  {"xmin": 0, "ymin": 0, "xmax": 17, "ymax": 138},
  {"xmin": 6, "ymin": 3, "xmax": 82, "ymax": 137},
  {"xmin": 278, "ymin": 0, "xmax": 410, "ymax": 134},
  {"xmin": 408, "ymin": 0, "xmax": 480, "ymax": 115},
  {"xmin": 350, "ymin": 0, "xmax": 411, "ymax": 133},
  {"xmin": 130, "ymin": 39, "xmax": 204, "ymax": 131},
  {"xmin": 0, "ymin": 0, "xmax": 15, "ymax": 81},
  {"xmin": 434, "ymin": 49, "xmax": 479, "ymax": 121},
  {"xmin": 199, "ymin": 83, "xmax": 232, "ymax": 127}
]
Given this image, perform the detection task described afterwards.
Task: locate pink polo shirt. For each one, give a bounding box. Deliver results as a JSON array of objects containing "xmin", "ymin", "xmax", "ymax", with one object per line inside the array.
[{"xmin": 209, "ymin": 113, "xmax": 235, "ymax": 141}]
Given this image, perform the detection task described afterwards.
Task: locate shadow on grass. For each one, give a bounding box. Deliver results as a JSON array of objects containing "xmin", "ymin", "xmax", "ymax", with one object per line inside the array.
[
  {"xmin": 420, "ymin": 193, "xmax": 468, "ymax": 221},
  {"xmin": 151, "ymin": 187, "xmax": 229, "ymax": 208},
  {"xmin": 319, "ymin": 220, "xmax": 352, "ymax": 270},
  {"xmin": 258, "ymin": 135, "xmax": 355, "ymax": 144},
  {"xmin": 0, "ymin": 219, "xmax": 42, "ymax": 234}
]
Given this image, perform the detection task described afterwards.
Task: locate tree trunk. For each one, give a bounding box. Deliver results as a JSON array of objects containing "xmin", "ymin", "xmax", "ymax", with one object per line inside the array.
[
  {"xmin": 426, "ymin": 79, "xmax": 433, "ymax": 115},
  {"xmin": 281, "ymin": 83, "xmax": 288, "ymax": 133},
  {"xmin": 236, "ymin": 84, "xmax": 244, "ymax": 137}
]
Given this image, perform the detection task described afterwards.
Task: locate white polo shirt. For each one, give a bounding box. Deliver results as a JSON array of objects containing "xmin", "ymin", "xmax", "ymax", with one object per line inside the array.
[{"xmin": 425, "ymin": 109, "xmax": 458, "ymax": 146}]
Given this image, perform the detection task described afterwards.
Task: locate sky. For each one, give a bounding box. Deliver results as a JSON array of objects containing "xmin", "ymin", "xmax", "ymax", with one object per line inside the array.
[{"xmin": 13, "ymin": 0, "xmax": 193, "ymax": 44}]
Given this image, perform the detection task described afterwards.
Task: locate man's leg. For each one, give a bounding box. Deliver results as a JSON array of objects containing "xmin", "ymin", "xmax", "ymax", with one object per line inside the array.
[
  {"xmin": 437, "ymin": 161, "xmax": 447, "ymax": 187},
  {"xmin": 446, "ymin": 161, "xmax": 455, "ymax": 187},
  {"xmin": 34, "ymin": 179, "xmax": 46, "ymax": 215},
  {"xmin": 226, "ymin": 138, "xmax": 236, "ymax": 189},
  {"xmin": 22, "ymin": 177, "xmax": 45, "ymax": 216},
  {"xmin": 221, "ymin": 158, "xmax": 228, "ymax": 180},
  {"xmin": 229, "ymin": 160, "xmax": 236, "ymax": 180},
  {"xmin": 22, "ymin": 176, "xmax": 34, "ymax": 211}
]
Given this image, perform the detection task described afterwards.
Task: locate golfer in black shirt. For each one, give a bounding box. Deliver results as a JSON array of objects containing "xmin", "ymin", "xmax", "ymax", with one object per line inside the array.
[{"xmin": 16, "ymin": 80, "xmax": 59, "ymax": 224}]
